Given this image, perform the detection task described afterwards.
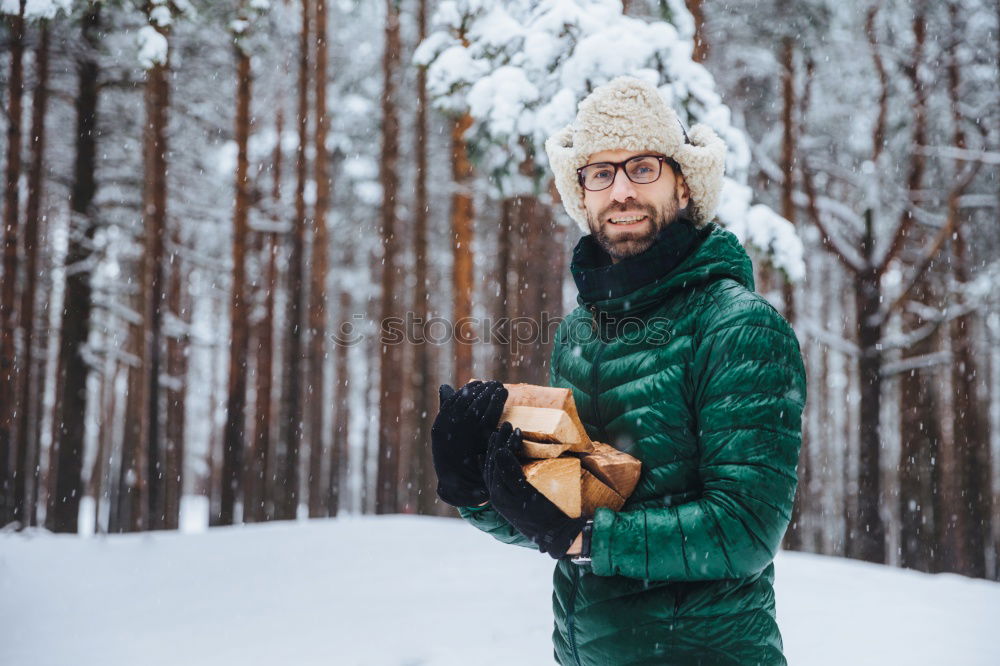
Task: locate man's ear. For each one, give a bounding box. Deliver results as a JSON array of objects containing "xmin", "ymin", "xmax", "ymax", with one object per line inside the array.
[{"xmin": 676, "ymin": 173, "xmax": 691, "ymax": 209}]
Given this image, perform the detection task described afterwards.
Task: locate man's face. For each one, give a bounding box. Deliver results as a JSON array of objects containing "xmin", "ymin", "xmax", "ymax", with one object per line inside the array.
[{"xmin": 582, "ymin": 149, "xmax": 690, "ymax": 262}]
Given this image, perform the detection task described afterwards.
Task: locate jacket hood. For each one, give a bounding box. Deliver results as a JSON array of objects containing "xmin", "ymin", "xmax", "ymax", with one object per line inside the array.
[{"xmin": 571, "ymin": 221, "xmax": 755, "ymax": 317}]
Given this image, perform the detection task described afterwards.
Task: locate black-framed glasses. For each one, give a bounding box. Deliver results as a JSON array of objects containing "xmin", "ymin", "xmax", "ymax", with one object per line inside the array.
[{"xmin": 576, "ymin": 154, "xmax": 672, "ymax": 192}]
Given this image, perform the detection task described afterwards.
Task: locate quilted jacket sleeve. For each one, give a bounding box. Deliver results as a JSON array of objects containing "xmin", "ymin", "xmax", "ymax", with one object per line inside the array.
[
  {"xmin": 589, "ymin": 297, "xmax": 807, "ymax": 581},
  {"xmin": 457, "ymin": 504, "xmax": 539, "ymax": 549}
]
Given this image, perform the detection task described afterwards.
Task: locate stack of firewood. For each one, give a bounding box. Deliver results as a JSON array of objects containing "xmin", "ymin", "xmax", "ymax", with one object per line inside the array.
[{"xmin": 498, "ymin": 383, "xmax": 642, "ymax": 518}]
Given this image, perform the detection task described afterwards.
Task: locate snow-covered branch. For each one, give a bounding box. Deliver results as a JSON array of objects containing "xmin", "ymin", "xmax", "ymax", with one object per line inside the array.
[
  {"xmin": 798, "ymin": 320, "xmax": 860, "ymax": 357},
  {"xmin": 880, "ymin": 351, "xmax": 952, "ymax": 378},
  {"xmin": 917, "ymin": 145, "xmax": 1000, "ymax": 166}
]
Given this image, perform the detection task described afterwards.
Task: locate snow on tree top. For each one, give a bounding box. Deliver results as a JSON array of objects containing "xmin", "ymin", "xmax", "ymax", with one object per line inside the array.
[{"xmin": 415, "ymin": 0, "xmax": 805, "ymax": 280}]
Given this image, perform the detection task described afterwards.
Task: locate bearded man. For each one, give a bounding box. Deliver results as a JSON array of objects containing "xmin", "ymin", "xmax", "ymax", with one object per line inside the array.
[{"xmin": 430, "ymin": 76, "xmax": 807, "ymax": 665}]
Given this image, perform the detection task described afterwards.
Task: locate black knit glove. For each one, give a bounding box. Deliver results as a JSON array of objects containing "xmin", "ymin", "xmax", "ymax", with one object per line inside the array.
[
  {"xmin": 431, "ymin": 380, "xmax": 508, "ymax": 507},
  {"xmin": 483, "ymin": 422, "xmax": 587, "ymax": 559}
]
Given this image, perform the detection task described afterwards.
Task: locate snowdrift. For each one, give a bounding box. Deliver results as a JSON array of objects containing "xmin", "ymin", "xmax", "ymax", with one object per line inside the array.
[{"xmin": 2, "ymin": 515, "xmax": 997, "ymax": 666}]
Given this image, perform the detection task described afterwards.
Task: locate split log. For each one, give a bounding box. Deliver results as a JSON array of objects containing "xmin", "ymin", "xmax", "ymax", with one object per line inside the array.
[
  {"xmin": 502, "ymin": 383, "xmax": 593, "ymax": 452},
  {"xmin": 581, "ymin": 470, "xmax": 625, "ymax": 515},
  {"xmin": 520, "ymin": 439, "xmax": 571, "ymax": 459},
  {"xmin": 501, "ymin": 405, "xmax": 589, "ymax": 449},
  {"xmin": 580, "ymin": 442, "xmax": 642, "ymax": 499},
  {"xmin": 523, "ymin": 457, "xmax": 581, "ymax": 518}
]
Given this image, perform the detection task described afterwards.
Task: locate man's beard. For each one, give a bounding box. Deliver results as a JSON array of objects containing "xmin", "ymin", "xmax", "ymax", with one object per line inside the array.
[{"xmin": 586, "ymin": 193, "xmax": 683, "ymax": 261}]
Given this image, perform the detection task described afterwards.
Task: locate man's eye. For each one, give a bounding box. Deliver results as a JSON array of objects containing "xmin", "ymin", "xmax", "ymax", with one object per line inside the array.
[
  {"xmin": 633, "ymin": 166, "xmax": 653, "ymax": 174},
  {"xmin": 593, "ymin": 169, "xmax": 612, "ymax": 179}
]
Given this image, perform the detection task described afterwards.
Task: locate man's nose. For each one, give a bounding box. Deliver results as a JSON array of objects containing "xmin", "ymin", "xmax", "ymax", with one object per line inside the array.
[{"xmin": 609, "ymin": 168, "xmax": 637, "ymax": 203}]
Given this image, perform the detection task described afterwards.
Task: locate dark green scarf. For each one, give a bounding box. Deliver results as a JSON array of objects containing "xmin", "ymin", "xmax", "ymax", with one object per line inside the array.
[{"xmin": 571, "ymin": 214, "xmax": 706, "ymax": 308}]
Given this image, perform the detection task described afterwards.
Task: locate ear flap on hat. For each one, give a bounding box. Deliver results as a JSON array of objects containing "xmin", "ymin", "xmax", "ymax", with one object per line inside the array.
[
  {"xmin": 673, "ymin": 123, "xmax": 726, "ymax": 225},
  {"xmin": 545, "ymin": 124, "xmax": 591, "ymax": 233}
]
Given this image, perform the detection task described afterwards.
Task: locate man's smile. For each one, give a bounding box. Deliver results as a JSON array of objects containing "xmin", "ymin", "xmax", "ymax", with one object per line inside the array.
[{"xmin": 606, "ymin": 213, "xmax": 649, "ymax": 226}]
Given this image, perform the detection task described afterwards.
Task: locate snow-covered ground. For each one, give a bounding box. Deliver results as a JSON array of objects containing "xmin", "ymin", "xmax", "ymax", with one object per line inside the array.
[{"xmin": 2, "ymin": 514, "xmax": 998, "ymax": 666}]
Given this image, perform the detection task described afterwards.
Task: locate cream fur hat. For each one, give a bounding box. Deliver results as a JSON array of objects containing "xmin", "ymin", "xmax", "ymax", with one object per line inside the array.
[{"xmin": 544, "ymin": 76, "xmax": 727, "ymax": 232}]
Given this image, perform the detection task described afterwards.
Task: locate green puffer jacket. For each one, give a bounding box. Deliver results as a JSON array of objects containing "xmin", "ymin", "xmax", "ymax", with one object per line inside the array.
[{"xmin": 459, "ymin": 219, "xmax": 806, "ymax": 666}]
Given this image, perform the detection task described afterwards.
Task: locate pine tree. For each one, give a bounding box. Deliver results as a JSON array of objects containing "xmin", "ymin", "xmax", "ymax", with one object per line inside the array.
[
  {"xmin": 275, "ymin": 0, "xmax": 311, "ymax": 521},
  {"xmin": 49, "ymin": 3, "xmax": 102, "ymax": 533},
  {"xmin": 221, "ymin": 5, "xmax": 254, "ymax": 526},
  {"xmin": 375, "ymin": 0, "xmax": 403, "ymax": 515},
  {"xmin": 12, "ymin": 17, "xmax": 51, "ymax": 526},
  {"xmin": 307, "ymin": 0, "xmax": 331, "ymax": 518},
  {"xmin": 0, "ymin": 0, "xmax": 27, "ymax": 527}
]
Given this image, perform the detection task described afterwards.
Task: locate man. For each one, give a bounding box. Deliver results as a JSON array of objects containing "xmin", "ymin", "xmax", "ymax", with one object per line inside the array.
[{"xmin": 431, "ymin": 76, "xmax": 807, "ymax": 665}]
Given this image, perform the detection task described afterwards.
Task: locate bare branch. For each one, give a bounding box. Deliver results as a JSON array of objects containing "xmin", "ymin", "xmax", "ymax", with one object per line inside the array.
[
  {"xmin": 865, "ymin": 3, "xmax": 888, "ymax": 163},
  {"xmin": 873, "ymin": 3, "xmax": 927, "ymax": 277},
  {"xmin": 790, "ymin": 189, "xmax": 865, "ymax": 231},
  {"xmin": 878, "ymin": 218, "xmax": 953, "ymax": 325},
  {"xmin": 792, "ymin": 52, "xmax": 866, "ymax": 274},
  {"xmin": 800, "ymin": 161, "xmax": 865, "ymax": 273},
  {"xmin": 753, "ymin": 137, "xmax": 865, "ymax": 231}
]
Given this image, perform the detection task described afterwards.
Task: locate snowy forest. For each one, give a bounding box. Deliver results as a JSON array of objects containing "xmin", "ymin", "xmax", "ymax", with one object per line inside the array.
[{"xmin": 0, "ymin": 0, "xmax": 997, "ymax": 589}]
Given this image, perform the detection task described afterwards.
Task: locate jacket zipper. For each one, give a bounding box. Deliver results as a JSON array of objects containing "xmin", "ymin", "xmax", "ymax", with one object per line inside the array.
[
  {"xmin": 562, "ymin": 306, "xmax": 604, "ymax": 666},
  {"xmin": 566, "ymin": 564, "xmax": 583, "ymax": 666}
]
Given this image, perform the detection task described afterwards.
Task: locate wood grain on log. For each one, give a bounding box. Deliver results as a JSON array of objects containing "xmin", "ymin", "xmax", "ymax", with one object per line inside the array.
[
  {"xmin": 581, "ymin": 469, "xmax": 625, "ymax": 515},
  {"xmin": 501, "ymin": 405, "xmax": 586, "ymax": 448},
  {"xmin": 580, "ymin": 442, "xmax": 642, "ymax": 499},
  {"xmin": 520, "ymin": 439, "xmax": 571, "ymax": 459},
  {"xmin": 503, "ymin": 383, "xmax": 593, "ymax": 452},
  {"xmin": 523, "ymin": 457, "xmax": 581, "ymax": 518}
]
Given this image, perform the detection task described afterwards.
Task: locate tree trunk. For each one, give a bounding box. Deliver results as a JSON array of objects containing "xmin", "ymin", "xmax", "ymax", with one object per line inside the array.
[
  {"xmin": 496, "ymin": 198, "xmax": 514, "ymax": 382},
  {"xmin": 411, "ymin": 0, "xmax": 436, "ymax": 517},
  {"xmin": 48, "ymin": 6, "xmax": 101, "ymax": 533},
  {"xmin": 307, "ymin": 0, "xmax": 331, "ymax": 518},
  {"xmin": 141, "ymin": 29, "xmax": 170, "ymax": 531},
  {"xmin": 0, "ymin": 0, "xmax": 26, "ymax": 527},
  {"xmin": 451, "ymin": 112, "xmax": 475, "ymax": 387},
  {"xmin": 91, "ymin": 361, "xmax": 121, "ymax": 534},
  {"xmin": 848, "ymin": 211, "xmax": 886, "ymax": 564},
  {"xmin": 275, "ymin": 0, "xmax": 311, "ymax": 520},
  {"xmin": 13, "ymin": 20, "xmax": 50, "ymax": 526},
  {"xmin": 246, "ymin": 234, "xmax": 276, "ymax": 523},
  {"xmin": 778, "ymin": 35, "xmax": 797, "ymax": 323},
  {"xmin": 945, "ymin": 1, "xmax": 991, "ymax": 578},
  {"xmin": 376, "ymin": 0, "xmax": 403, "ymax": 515},
  {"xmin": 778, "ymin": 34, "xmax": 809, "ymax": 551},
  {"xmin": 510, "ymin": 194, "xmax": 558, "ymax": 386},
  {"xmin": 684, "ymin": 0, "xmax": 709, "ymax": 63},
  {"xmin": 119, "ymin": 331, "xmax": 148, "ymax": 531},
  {"xmin": 221, "ymin": 42, "xmax": 253, "ymax": 526},
  {"xmin": 328, "ymin": 288, "xmax": 351, "ymax": 516},
  {"xmin": 898, "ymin": 276, "xmax": 943, "ymax": 573},
  {"xmin": 207, "ymin": 301, "xmax": 226, "ymax": 525},
  {"xmin": 248, "ymin": 108, "xmax": 283, "ymax": 523},
  {"xmin": 25, "ymin": 241, "xmax": 49, "ymax": 527},
  {"xmin": 950, "ymin": 222, "xmax": 990, "ymax": 577},
  {"xmin": 164, "ymin": 224, "xmax": 189, "ymax": 530}
]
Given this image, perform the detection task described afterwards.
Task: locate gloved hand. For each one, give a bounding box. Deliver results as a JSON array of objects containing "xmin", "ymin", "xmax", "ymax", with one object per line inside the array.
[
  {"xmin": 431, "ymin": 380, "xmax": 508, "ymax": 507},
  {"xmin": 483, "ymin": 422, "xmax": 587, "ymax": 559}
]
